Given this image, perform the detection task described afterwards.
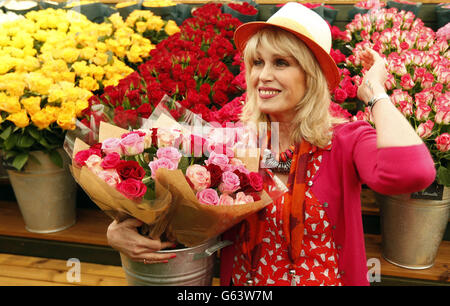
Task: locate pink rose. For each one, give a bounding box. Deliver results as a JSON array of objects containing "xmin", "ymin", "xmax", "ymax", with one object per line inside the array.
[
  {"xmin": 422, "ymin": 72, "xmax": 434, "ymax": 89},
  {"xmin": 157, "ymin": 128, "xmax": 182, "ymax": 147},
  {"xmin": 415, "ymin": 104, "xmax": 432, "ymax": 121},
  {"xmin": 98, "ymin": 169, "xmax": 121, "ymax": 187},
  {"xmin": 219, "ymin": 171, "xmax": 240, "ymax": 194},
  {"xmin": 136, "ymin": 129, "xmax": 153, "ymax": 149},
  {"xmin": 196, "ymin": 188, "xmax": 219, "ymax": 205},
  {"xmin": 234, "ymin": 192, "xmax": 254, "ymax": 205},
  {"xmin": 435, "ymin": 105, "xmax": 450, "ymax": 125},
  {"xmin": 156, "ymin": 147, "xmax": 182, "ymax": 166},
  {"xmin": 101, "ymin": 152, "xmax": 121, "ymax": 169},
  {"xmin": 84, "ymin": 154, "xmax": 103, "ymax": 174},
  {"xmin": 102, "ymin": 138, "xmax": 123, "ymax": 155},
  {"xmin": 218, "ymin": 194, "xmax": 234, "ymax": 206},
  {"xmin": 397, "ymin": 100, "xmax": 413, "ymax": 116},
  {"xmin": 205, "ymin": 151, "xmax": 229, "ymax": 170},
  {"xmin": 416, "ymin": 120, "xmax": 434, "ymax": 139},
  {"xmin": 435, "ymin": 133, "xmax": 450, "ymax": 152},
  {"xmin": 120, "ymin": 133, "xmax": 144, "ymax": 156},
  {"xmin": 148, "ymin": 158, "xmax": 177, "ymax": 179},
  {"xmin": 186, "ymin": 164, "xmax": 211, "ymax": 192},
  {"xmin": 116, "ymin": 178, "xmax": 147, "ymax": 201},
  {"xmin": 400, "ymin": 74, "xmax": 415, "ymax": 90}
]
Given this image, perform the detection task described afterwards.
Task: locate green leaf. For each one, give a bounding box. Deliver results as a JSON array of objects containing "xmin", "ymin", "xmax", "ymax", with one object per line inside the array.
[
  {"xmin": 4, "ymin": 133, "xmax": 18, "ymax": 150},
  {"xmin": 49, "ymin": 150, "xmax": 63, "ymax": 168},
  {"xmin": 436, "ymin": 166, "xmax": 450, "ymax": 187},
  {"xmin": 12, "ymin": 153, "xmax": 29, "ymax": 171},
  {"xmin": 0, "ymin": 126, "xmax": 12, "ymax": 140},
  {"xmin": 16, "ymin": 135, "xmax": 35, "ymax": 148},
  {"xmin": 28, "ymin": 127, "xmax": 41, "ymax": 140},
  {"xmin": 178, "ymin": 156, "xmax": 190, "ymax": 175}
]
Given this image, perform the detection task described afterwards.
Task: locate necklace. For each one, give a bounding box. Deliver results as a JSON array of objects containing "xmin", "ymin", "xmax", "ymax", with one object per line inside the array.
[{"xmin": 261, "ymin": 145, "xmax": 295, "ymax": 173}]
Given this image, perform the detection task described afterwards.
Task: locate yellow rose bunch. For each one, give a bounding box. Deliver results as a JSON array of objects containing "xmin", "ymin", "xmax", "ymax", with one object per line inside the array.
[{"xmin": 142, "ymin": 0, "xmax": 176, "ymax": 8}]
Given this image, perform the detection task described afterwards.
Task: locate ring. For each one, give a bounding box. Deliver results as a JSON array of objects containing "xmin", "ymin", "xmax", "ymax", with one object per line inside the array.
[{"xmin": 143, "ymin": 258, "xmax": 147, "ymax": 264}]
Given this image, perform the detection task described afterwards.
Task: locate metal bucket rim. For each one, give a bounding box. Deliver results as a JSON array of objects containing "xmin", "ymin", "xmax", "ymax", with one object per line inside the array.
[{"xmin": 156, "ymin": 237, "xmax": 219, "ymax": 254}]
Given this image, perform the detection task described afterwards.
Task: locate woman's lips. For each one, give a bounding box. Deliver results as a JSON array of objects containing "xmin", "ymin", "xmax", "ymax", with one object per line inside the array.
[{"xmin": 258, "ymin": 88, "xmax": 280, "ymax": 99}]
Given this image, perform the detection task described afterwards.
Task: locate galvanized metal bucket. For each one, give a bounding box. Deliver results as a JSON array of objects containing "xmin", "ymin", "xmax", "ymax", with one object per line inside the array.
[
  {"xmin": 377, "ymin": 187, "xmax": 450, "ymax": 269},
  {"xmin": 120, "ymin": 238, "xmax": 232, "ymax": 286},
  {"xmin": 7, "ymin": 150, "xmax": 77, "ymax": 233}
]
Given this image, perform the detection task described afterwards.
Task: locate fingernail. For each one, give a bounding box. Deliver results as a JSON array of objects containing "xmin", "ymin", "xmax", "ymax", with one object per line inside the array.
[{"xmin": 170, "ymin": 254, "xmax": 177, "ymax": 259}]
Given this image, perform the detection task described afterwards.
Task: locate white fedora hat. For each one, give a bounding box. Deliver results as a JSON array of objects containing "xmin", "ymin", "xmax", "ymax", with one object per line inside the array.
[{"xmin": 234, "ymin": 2, "xmax": 340, "ymax": 91}]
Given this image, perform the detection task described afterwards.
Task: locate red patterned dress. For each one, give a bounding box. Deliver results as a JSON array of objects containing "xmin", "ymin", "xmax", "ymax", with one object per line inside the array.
[{"xmin": 231, "ymin": 146, "xmax": 343, "ymax": 286}]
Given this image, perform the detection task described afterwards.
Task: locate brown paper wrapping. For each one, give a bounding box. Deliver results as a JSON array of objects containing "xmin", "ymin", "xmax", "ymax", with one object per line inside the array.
[
  {"xmin": 70, "ymin": 124, "xmax": 173, "ymax": 240},
  {"xmin": 156, "ymin": 168, "xmax": 272, "ymax": 247}
]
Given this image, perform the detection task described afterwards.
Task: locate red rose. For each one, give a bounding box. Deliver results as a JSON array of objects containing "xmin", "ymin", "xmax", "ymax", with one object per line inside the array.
[
  {"xmin": 117, "ymin": 178, "xmax": 147, "ymax": 201},
  {"xmin": 101, "ymin": 152, "xmax": 121, "ymax": 169},
  {"xmin": 333, "ymin": 88, "xmax": 348, "ymax": 103},
  {"xmin": 233, "ymin": 169, "xmax": 249, "ymax": 190},
  {"xmin": 116, "ymin": 160, "xmax": 146, "ymax": 180},
  {"xmin": 74, "ymin": 148, "xmax": 101, "ymax": 167},
  {"xmin": 113, "ymin": 107, "xmax": 128, "ymax": 128},
  {"xmin": 137, "ymin": 103, "xmax": 152, "ymax": 118},
  {"xmin": 207, "ymin": 164, "xmax": 223, "ymax": 188},
  {"xmin": 247, "ymin": 172, "xmax": 263, "ymax": 192},
  {"xmin": 125, "ymin": 109, "xmax": 139, "ymax": 128}
]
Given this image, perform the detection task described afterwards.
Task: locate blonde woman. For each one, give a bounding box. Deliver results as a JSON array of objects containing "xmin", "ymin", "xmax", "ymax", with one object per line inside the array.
[{"xmin": 219, "ymin": 2, "xmax": 435, "ymax": 286}]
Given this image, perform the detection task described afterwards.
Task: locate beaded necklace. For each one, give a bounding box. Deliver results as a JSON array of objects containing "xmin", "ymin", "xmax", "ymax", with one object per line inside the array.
[{"xmin": 261, "ymin": 128, "xmax": 296, "ymax": 173}]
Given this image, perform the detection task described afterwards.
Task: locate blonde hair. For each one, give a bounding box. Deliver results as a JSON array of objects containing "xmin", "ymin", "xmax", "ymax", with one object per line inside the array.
[{"xmin": 240, "ymin": 27, "xmax": 346, "ymax": 148}]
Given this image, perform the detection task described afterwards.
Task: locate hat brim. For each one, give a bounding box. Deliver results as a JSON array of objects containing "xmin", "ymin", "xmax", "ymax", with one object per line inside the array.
[{"xmin": 234, "ymin": 22, "xmax": 340, "ymax": 91}]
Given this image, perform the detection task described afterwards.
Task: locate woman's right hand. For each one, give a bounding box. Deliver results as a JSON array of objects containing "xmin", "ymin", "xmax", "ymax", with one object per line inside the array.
[{"xmin": 107, "ymin": 218, "xmax": 177, "ymax": 264}]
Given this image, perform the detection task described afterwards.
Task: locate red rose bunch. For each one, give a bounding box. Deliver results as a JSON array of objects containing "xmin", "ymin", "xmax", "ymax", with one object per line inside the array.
[{"xmin": 227, "ymin": 2, "xmax": 258, "ymax": 16}]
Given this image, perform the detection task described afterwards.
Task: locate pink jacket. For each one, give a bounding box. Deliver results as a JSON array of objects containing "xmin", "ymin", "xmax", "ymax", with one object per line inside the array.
[{"xmin": 220, "ymin": 121, "xmax": 436, "ymax": 286}]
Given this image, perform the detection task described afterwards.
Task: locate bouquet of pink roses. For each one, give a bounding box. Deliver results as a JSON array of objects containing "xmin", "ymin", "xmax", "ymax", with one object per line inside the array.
[{"xmin": 68, "ymin": 96, "xmax": 284, "ymax": 246}]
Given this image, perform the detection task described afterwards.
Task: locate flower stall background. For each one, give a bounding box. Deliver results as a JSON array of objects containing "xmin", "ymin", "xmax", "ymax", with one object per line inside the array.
[{"xmin": 0, "ymin": 1, "xmax": 449, "ymax": 187}]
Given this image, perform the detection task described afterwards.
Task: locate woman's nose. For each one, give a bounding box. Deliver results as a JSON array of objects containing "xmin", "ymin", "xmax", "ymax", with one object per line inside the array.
[{"xmin": 259, "ymin": 64, "xmax": 273, "ymax": 82}]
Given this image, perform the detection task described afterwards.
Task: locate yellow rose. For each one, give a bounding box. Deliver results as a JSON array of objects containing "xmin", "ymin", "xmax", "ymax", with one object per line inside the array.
[
  {"xmin": 126, "ymin": 45, "xmax": 143, "ymax": 63},
  {"xmin": 0, "ymin": 95, "xmax": 21, "ymax": 114},
  {"xmin": 80, "ymin": 47, "xmax": 96, "ymax": 60},
  {"xmin": 6, "ymin": 109, "xmax": 29, "ymax": 128},
  {"xmin": 165, "ymin": 20, "xmax": 180, "ymax": 36},
  {"xmin": 96, "ymin": 42, "xmax": 108, "ymax": 53},
  {"xmin": 48, "ymin": 88, "xmax": 65, "ymax": 103},
  {"xmin": 43, "ymin": 106, "xmax": 59, "ymax": 122},
  {"xmin": 21, "ymin": 96, "xmax": 41, "ymax": 116},
  {"xmin": 79, "ymin": 76, "xmax": 99, "ymax": 92},
  {"xmin": 75, "ymin": 99, "xmax": 89, "ymax": 117},
  {"xmin": 92, "ymin": 53, "xmax": 109, "ymax": 66},
  {"xmin": 15, "ymin": 56, "xmax": 41, "ymax": 73},
  {"xmin": 57, "ymin": 111, "xmax": 76, "ymax": 130},
  {"xmin": 89, "ymin": 65, "xmax": 105, "ymax": 81},
  {"xmin": 31, "ymin": 110, "xmax": 52, "ymax": 130},
  {"xmin": 136, "ymin": 21, "xmax": 148, "ymax": 33},
  {"xmin": 26, "ymin": 73, "xmax": 53, "ymax": 95},
  {"xmin": 62, "ymin": 48, "xmax": 81, "ymax": 63},
  {"xmin": 71, "ymin": 61, "xmax": 90, "ymax": 78}
]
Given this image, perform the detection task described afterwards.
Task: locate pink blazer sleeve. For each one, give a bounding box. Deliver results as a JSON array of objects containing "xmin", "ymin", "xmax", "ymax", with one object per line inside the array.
[{"xmin": 336, "ymin": 121, "xmax": 436, "ymax": 195}]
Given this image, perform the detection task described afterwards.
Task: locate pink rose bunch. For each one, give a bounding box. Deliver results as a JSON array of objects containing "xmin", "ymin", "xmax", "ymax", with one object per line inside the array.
[
  {"xmin": 73, "ymin": 127, "xmax": 186, "ymax": 201},
  {"xmin": 185, "ymin": 152, "xmax": 263, "ymax": 206},
  {"xmin": 335, "ymin": 6, "xmax": 449, "ymax": 186}
]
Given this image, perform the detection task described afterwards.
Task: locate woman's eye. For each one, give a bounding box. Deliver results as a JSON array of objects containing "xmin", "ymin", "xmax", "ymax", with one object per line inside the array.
[
  {"xmin": 275, "ymin": 59, "xmax": 289, "ymax": 66},
  {"xmin": 253, "ymin": 59, "xmax": 263, "ymax": 66}
]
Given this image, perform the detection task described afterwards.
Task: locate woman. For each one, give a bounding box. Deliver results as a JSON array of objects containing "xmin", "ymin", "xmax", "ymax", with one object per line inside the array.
[{"xmin": 107, "ymin": 2, "xmax": 436, "ymax": 285}]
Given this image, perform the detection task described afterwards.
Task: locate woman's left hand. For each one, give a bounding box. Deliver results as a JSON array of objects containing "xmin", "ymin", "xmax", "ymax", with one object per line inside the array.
[{"xmin": 357, "ymin": 49, "xmax": 389, "ymax": 104}]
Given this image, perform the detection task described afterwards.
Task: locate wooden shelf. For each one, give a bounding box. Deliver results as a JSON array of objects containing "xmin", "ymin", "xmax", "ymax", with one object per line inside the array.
[{"xmin": 0, "ymin": 201, "xmax": 110, "ymax": 246}]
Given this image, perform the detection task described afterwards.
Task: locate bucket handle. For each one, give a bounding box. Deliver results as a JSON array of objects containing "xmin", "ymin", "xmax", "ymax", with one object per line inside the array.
[{"xmin": 193, "ymin": 240, "xmax": 233, "ymax": 261}]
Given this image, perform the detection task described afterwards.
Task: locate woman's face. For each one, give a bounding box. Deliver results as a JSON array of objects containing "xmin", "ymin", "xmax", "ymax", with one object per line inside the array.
[{"xmin": 249, "ymin": 43, "xmax": 307, "ymax": 122}]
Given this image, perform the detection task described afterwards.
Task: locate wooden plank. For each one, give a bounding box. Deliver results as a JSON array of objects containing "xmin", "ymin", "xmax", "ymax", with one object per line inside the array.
[
  {"xmin": 364, "ymin": 234, "xmax": 450, "ymax": 283},
  {"xmin": 0, "ymin": 275, "xmax": 76, "ymax": 286},
  {"xmin": 0, "ymin": 253, "xmax": 125, "ymax": 278},
  {"xmin": 0, "ymin": 201, "xmax": 111, "ymax": 246},
  {"xmin": 0, "ymin": 253, "xmax": 127, "ymax": 286}
]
